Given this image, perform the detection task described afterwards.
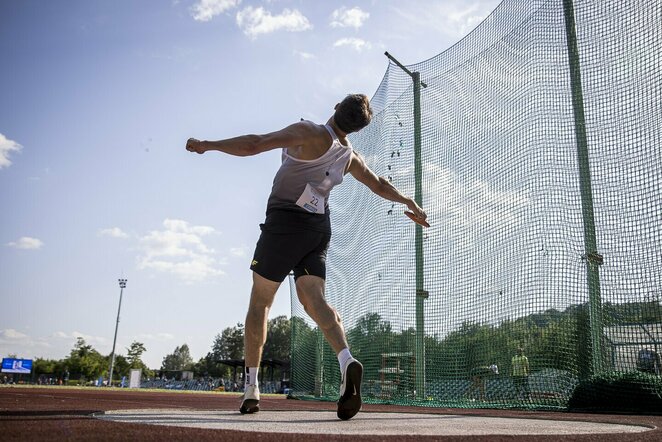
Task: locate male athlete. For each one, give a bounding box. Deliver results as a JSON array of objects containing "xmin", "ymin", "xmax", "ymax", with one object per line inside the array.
[{"xmin": 186, "ymin": 94, "xmax": 427, "ymax": 420}]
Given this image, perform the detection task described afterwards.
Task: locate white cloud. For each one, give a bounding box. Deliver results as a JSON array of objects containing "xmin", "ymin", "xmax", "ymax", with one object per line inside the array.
[
  {"xmin": 0, "ymin": 133, "xmax": 22, "ymax": 169},
  {"xmin": 236, "ymin": 6, "xmax": 312, "ymax": 39},
  {"xmin": 293, "ymin": 49, "xmax": 315, "ymax": 60},
  {"xmin": 392, "ymin": 1, "xmax": 499, "ymax": 39},
  {"xmin": 333, "ymin": 37, "xmax": 372, "ymax": 52},
  {"xmin": 229, "ymin": 246, "xmax": 248, "ymax": 257},
  {"xmin": 372, "ymin": 158, "xmax": 528, "ymax": 248},
  {"xmin": 0, "ymin": 329, "xmax": 53, "ymax": 355},
  {"xmin": 418, "ymin": 162, "xmax": 530, "ymax": 247},
  {"xmin": 136, "ymin": 219, "xmax": 224, "ymax": 283},
  {"xmin": 330, "ymin": 6, "xmax": 370, "ymax": 29},
  {"xmin": 1, "ymin": 329, "xmax": 29, "ymax": 340},
  {"xmin": 6, "ymin": 236, "xmax": 44, "ymax": 250},
  {"xmin": 0, "ymin": 330, "xmax": 114, "ymax": 360},
  {"xmin": 99, "ymin": 227, "xmax": 129, "ymax": 239},
  {"xmin": 190, "ymin": 0, "xmax": 241, "ymax": 22},
  {"xmin": 135, "ymin": 332, "xmax": 175, "ymax": 341},
  {"xmin": 443, "ymin": 2, "xmax": 493, "ymax": 36},
  {"xmin": 52, "ymin": 330, "xmax": 108, "ymax": 346}
]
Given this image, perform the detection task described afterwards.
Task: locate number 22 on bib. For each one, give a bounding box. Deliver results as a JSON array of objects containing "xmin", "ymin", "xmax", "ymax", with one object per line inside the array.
[{"xmin": 295, "ymin": 183, "xmax": 325, "ymax": 214}]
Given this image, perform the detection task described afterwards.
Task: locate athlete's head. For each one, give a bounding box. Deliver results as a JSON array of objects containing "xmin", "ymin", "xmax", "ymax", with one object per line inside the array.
[{"xmin": 334, "ymin": 94, "xmax": 373, "ymax": 134}]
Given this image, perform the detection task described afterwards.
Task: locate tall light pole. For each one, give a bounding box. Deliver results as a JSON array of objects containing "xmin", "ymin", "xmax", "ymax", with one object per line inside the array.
[{"xmin": 108, "ymin": 278, "xmax": 127, "ymax": 386}]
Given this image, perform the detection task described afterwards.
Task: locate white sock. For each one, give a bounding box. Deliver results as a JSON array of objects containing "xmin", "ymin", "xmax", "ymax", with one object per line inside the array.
[
  {"xmin": 337, "ymin": 348, "xmax": 353, "ymax": 372},
  {"xmin": 246, "ymin": 366, "xmax": 259, "ymax": 387}
]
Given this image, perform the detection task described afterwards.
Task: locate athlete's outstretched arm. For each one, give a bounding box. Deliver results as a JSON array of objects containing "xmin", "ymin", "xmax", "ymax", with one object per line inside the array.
[
  {"xmin": 186, "ymin": 121, "xmax": 311, "ymax": 157},
  {"xmin": 347, "ymin": 151, "xmax": 427, "ymax": 220}
]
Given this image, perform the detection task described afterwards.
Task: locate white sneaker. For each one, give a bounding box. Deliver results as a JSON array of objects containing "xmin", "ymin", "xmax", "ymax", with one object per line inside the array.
[
  {"xmin": 240, "ymin": 384, "xmax": 260, "ymax": 414},
  {"xmin": 337, "ymin": 359, "xmax": 362, "ymax": 420}
]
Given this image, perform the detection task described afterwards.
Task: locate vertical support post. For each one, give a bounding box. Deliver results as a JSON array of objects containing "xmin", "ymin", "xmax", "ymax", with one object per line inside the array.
[
  {"xmin": 315, "ymin": 328, "xmax": 325, "ymax": 397},
  {"xmin": 412, "ymin": 71, "xmax": 427, "ymax": 401},
  {"xmin": 385, "ymin": 52, "xmax": 427, "ymax": 400},
  {"xmin": 562, "ymin": 0, "xmax": 603, "ymax": 376},
  {"xmin": 109, "ymin": 278, "xmax": 127, "ymax": 386}
]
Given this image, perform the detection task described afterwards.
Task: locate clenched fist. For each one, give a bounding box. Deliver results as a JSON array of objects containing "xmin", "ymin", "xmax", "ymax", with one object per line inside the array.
[{"xmin": 186, "ymin": 138, "xmax": 206, "ymax": 154}]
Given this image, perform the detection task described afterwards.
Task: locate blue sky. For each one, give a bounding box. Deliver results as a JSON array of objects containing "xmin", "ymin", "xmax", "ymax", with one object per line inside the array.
[{"xmin": 0, "ymin": 0, "xmax": 499, "ymax": 368}]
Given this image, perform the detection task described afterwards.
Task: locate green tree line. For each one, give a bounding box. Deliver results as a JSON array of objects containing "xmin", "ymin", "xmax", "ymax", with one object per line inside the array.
[
  {"xmin": 17, "ymin": 315, "xmax": 293, "ymax": 384},
  {"xmin": 291, "ymin": 300, "xmax": 661, "ymax": 389},
  {"xmin": 27, "ymin": 338, "xmax": 152, "ymax": 384},
  {"xmin": 192, "ymin": 315, "xmax": 291, "ymax": 380}
]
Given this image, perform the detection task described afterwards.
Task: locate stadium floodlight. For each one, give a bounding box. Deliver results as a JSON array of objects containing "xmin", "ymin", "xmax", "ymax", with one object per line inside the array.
[{"xmin": 108, "ymin": 278, "xmax": 127, "ymax": 387}]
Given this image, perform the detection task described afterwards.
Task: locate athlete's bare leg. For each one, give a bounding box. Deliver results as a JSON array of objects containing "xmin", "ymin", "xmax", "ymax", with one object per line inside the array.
[
  {"xmin": 297, "ymin": 274, "xmax": 362, "ymax": 420},
  {"xmin": 244, "ymin": 272, "xmax": 281, "ymax": 367},
  {"xmin": 295, "ymin": 275, "xmax": 349, "ymax": 354}
]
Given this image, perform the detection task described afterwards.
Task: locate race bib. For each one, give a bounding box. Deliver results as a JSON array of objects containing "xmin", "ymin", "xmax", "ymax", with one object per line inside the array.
[{"xmin": 295, "ymin": 183, "xmax": 325, "ymax": 214}]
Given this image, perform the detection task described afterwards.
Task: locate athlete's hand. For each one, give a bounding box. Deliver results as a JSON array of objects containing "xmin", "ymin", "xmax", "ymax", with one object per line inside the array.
[
  {"xmin": 407, "ymin": 200, "xmax": 427, "ymax": 222},
  {"xmin": 186, "ymin": 138, "xmax": 205, "ymax": 154}
]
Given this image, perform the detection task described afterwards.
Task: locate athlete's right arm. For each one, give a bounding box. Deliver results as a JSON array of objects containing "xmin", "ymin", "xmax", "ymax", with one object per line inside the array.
[{"xmin": 186, "ymin": 121, "xmax": 310, "ymax": 157}]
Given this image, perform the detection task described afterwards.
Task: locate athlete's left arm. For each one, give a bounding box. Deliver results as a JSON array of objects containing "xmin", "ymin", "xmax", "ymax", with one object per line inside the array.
[{"xmin": 347, "ymin": 151, "xmax": 427, "ymax": 220}]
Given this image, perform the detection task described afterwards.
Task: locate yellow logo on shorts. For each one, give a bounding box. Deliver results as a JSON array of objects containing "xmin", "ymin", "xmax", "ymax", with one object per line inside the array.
[{"xmin": 251, "ymin": 260, "xmax": 258, "ymax": 266}]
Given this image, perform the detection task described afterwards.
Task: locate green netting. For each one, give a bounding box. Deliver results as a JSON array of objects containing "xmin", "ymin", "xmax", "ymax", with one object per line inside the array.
[{"xmin": 290, "ymin": 0, "xmax": 661, "ymax": 411}]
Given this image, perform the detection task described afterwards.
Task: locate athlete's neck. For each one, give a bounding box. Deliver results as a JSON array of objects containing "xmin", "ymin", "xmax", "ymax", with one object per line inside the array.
[{"xmin": 326, "ymin": 118, "xmax": 349, "ymax": 145}]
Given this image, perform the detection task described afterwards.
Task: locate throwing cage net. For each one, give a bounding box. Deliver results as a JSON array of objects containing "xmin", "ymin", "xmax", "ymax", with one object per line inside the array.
[{"xmin": 290, "ymin": 0, "xmax": 661, "ymax": 410}]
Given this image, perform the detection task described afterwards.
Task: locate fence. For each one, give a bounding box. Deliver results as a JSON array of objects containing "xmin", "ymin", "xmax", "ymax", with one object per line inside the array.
[{"xmin": 290, "ymin": 0, "xmax": 661, "ymax": 409}]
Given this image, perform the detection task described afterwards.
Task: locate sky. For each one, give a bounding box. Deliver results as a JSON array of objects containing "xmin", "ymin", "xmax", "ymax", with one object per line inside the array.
[{"xmin": 0, "ymin": 0, "xmax": 500, "ymax": 368}]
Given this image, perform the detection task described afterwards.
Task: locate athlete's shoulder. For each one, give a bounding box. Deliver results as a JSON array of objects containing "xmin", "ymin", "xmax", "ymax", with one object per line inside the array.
[
  {"xmin": 293, "ymin": 119, "xmax": 322, "ymax": 131},
  {"xmin": 285, "ymin": 120, "xmax": 328, "ymax": 139}
]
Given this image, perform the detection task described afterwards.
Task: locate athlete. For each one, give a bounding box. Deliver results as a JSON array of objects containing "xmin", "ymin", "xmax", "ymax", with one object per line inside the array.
[{"xmin": 186, "ymin": 94, "xmax": 427, "ymax": 420}]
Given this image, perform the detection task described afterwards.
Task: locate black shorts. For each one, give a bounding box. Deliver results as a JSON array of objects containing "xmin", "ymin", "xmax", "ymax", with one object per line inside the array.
[{"xmin": 250, "ymin": 215, "xmax": 331, "ymax": 283}]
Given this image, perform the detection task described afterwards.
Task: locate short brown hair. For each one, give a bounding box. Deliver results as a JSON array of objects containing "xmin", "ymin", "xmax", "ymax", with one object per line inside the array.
[{"xmin": 334, "ymin": 94, "xmax": 373, "ymax": 134}]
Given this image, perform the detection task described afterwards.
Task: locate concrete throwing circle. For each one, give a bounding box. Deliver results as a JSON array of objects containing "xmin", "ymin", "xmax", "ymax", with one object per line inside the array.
[{"xmin": 96, "ymin": 409, "xmax": 652, "ymax": 436}]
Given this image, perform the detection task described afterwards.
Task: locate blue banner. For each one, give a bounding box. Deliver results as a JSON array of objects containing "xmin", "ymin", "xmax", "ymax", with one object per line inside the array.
[{"xmin": 1, "ymin": 358, "xmax": 33, "ymax": 374}]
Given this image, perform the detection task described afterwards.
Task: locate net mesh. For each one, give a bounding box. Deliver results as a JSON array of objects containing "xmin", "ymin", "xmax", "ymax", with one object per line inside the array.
[{"xmin": 290, "ymin": 0, "xmax": 661, "ymax": 410}]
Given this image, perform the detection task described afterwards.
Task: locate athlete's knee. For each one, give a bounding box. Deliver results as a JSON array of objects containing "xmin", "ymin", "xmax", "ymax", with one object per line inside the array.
[
  {"xmin": 249, "ymin": 291, "xmax": 273, "ymax": 310},
  {"xmin": 249, "ymin": 273, "xmax": 280, "ymax": 309}
]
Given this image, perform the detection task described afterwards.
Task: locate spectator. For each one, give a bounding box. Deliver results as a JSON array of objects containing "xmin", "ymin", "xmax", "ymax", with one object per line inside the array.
[
  {"xmin": 511, "ymin": 348, "xmax": 530, "ymax": 400},
  {"xmin": 637, "ymin": 348, "xmax": 661, "ymax": 375},
  {"xmin": 467, "ymin": 364, "xmax": 498, "ymax": 401}
]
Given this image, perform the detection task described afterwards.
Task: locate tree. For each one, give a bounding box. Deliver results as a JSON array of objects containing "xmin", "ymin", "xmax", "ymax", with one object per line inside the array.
[
  {"xmin": 74, "ymin": 337, "xmax": 93, "ymax": 357},
  {"xmin": 212, "ymin": 323, "xmax": 245, "ymax": 361},
  {"xmin": 161, "ymin": 344, "xmax": 194, "ymax": 371},
  {"xmin": 192, "ymin": 355, "xmax": 226, "ymax": 378},
  {"xmin": 126, "ymin": 342, "xmax": 148, "ymax": 369},
  {"xmin": 290, "ymin": 316, "xmax": 319, "ymax": 393},
  {"xmin": 347, "ymin": 313, "xmax": 396, "ymax": 363},
  {"xmin": 192, "ymin": 324, "xmax": 245, "ymax": 378},
  {"xmin": 111, "ymin": 355, "xmax": 130, "ymax": 381},
  {"xmin": 33, "ymin": 357, "xmax": 65, "ymax": 380},
  {"xmin": 65, "ymin": 337, "xmax": 107, "ymax": 380},
  {"xmin": 263, "ymin": 316, "xmax": 291, "ymax": 361}
]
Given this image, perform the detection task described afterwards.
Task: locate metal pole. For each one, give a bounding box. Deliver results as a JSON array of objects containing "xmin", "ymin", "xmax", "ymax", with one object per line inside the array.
[
  {"xmin": 385, "ymin": 52, "xmax": 428, "ymax": 400},
  {"xmin": 109, "ymin": 279, "xmax": 127, "ymax": 386},
  {"xmin": 562, "ymin": 0, "xmax": 603, "ymax": 376}
]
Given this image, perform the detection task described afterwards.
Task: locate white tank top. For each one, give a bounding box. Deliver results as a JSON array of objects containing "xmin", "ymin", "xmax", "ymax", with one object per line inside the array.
[{"xmin": 266, "ymin": 124, "xmax": 353, "ymax": 215}]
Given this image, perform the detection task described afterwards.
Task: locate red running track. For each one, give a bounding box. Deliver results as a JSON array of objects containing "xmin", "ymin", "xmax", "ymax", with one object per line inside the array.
[{"xmin": 0, "ymin": 386, "xmax": 660, "ymax": 441}]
